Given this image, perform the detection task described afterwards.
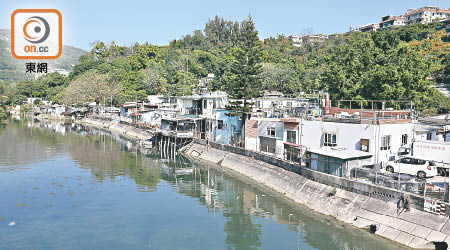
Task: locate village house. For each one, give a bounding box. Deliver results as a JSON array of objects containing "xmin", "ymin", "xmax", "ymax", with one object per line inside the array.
[
  {"xmin": 39, "ymin": 104, "xmax": 66, "ymax": 116},
  {"xmin": 404, "ymin": 6, "xmax": 450, "ymax": 25},
  {"xmin": 160, "ymin": 116, "xmax": 199, "ymax": 138},
  {"xmin": 290, "ymin": 34, "xmax": 328, "ymax": 47},
  {"xmin": 244, "ymin": 117, "xmax": 284, "ymax": 158},
  {"xmin": 176, "ymin": 91, "xmax": 228, "ymax": 118},
  {"xmin": 214, "ymin": 109, "xmax": 242, "ymax": 145},
  {"xmin": 359, "ymin": 23, "xmax": 379, "ymax": 32},
  {"xmin": 147, "ymin": 95, "xmax": 165, "ymax": 106},
  {"xmin": 308, "ymin": 147, "xmax": 373, "ymax": 177},
  {"xmin": 379, "ymin": 15, "xmax": 405, "ymax": 29},
  {"xmin": 244, "ymin": 102, "xmax": 415, "ymax": 167},
  {"xmin": 164, "ymin": 91, "xmax": 229, "ymax": 140},
  {"xmin": 120, "ymin": 102, "xmax": 158, "ymax": 124},
  {"xmin": 280, "ymin": 118, "xmax": 304, "ymax": 163},
  {"xmin": 300, "ymin": 106, "xmax": 414, "ymax": 165},
  {"xmin": 252, "ymin": 91, "xmax": 325, "ymax": 119}
]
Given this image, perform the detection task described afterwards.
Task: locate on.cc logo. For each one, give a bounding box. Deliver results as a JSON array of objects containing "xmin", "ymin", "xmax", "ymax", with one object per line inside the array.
[
  {"xmin": 23, "ymin": 16, "xmax": 50, "ymax": 44},
  {"xmin": 11, "ymin": 9, "xmax": 62, "ymax": 59}
]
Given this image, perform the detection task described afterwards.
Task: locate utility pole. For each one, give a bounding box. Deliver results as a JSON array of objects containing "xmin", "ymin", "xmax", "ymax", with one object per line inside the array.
[
  {"xmin": 299, "ymin": 114, "xmax": 304, "ymax": 168},
  {"xmin": 184, "ymin": 46, "xmax": 190, "ymax": 96},
  {"xmin": 135, "ymin": 92, "xmax": 138, "ymax": 127}
]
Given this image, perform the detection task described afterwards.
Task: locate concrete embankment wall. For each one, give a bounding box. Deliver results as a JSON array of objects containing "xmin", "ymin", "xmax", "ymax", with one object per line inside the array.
[
  {"xmin": 183, "ymin": 142, "xmax": 450, "ymax": 249},
  {"xmin": 76, "ymin": 118, "xmax": 152, "ymax": 141}
]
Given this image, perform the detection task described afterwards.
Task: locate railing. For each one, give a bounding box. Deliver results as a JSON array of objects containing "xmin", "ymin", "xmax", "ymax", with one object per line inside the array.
[
  {"xmin": 195, "ymin": 138, "xmax": 450, "ymax": 216},
  {"xmin": 322, "ymin": 110, "xmax": 413, "ymax": 124}
]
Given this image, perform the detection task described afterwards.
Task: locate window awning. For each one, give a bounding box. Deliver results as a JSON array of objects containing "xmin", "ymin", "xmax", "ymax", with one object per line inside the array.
[{"xmin": 283, "ymin": 142, "xmax": 306, "ymax": 148}]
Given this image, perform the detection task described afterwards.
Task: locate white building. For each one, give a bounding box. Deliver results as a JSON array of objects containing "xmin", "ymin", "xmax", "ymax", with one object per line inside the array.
[
  {"xmin": 245, "ymin": 107, "xmax": 415, "ymax": 166},
  {"xmin": 379, "ymin": 15, "xmax": 405, "ymax": 29},
  {"xmin": 252, "ymin": 92, "xmax": 324, "ymax": 118},
  {"xmin": 359, "ymin": 23, "xmax": 379, "ymax": 32},
  {"xmin": 244, "ymin": 118, "xmax": 285, "ymax": 159},
  {"xmin": 290, "ymin": 34, "xmax": 328, "ymax": 47},
  {"xmin": 176, "ymin": 91, "xmax": 228, "ymax": 118},
  {"xmin": 300, "ymin": 118, "xmax": 413, "ymax": 165},
  {"xmin": 147, "ymin": 95, "xmax": 165, "ymax": 106},
  {"xmin": 404, "ymin": 6, "xmax": 450, "ymax": 25}
]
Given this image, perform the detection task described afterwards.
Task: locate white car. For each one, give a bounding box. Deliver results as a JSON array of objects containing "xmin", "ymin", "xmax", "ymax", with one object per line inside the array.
[{"xmin": 385, "ymin": 157, "xmax": 438, "ymax": 179}]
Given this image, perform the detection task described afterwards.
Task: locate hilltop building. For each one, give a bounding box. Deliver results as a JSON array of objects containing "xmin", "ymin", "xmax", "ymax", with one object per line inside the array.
[
  {"xmin": 290, "ymin": 34, "xmax": 328, "ymax": 47},
  {"xmin": 404, "ymin": 6, "xmax": 450, "ymax": 25},
  {"xmin": 359, "ymin": 23, "xmax": 379, "ymax": 32},
  {"xmin": 439, "ymin": 17, "xmax": 450, "ymax": 35},
  {"xmin": 379, "ymin": 15, "xmax": 405, "ymax": 29}
]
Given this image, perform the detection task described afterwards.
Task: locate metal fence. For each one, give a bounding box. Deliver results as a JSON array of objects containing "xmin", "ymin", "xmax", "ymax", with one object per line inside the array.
[{"xmin": 195, "ymin": 138, "xmax": 450, "ymax": 217}]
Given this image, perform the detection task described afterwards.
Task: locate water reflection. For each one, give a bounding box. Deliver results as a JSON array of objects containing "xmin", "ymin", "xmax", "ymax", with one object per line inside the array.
[
  {"xmin": 0, "ymin": 119, "xmax": 407, "ymax": 250},
  {"xmin": 0, "ymin": 119, "xmax": 64, "ymax": 168}
]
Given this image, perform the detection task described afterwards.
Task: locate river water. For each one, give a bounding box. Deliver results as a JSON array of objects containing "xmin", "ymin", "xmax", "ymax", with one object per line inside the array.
[{"xmin": 0, "ymin": 119, "xmax": 407, "ymax": 250}]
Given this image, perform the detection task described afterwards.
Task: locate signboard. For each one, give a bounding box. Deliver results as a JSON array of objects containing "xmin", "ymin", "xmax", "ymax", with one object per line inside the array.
[
  {"xmin": 424, "ymin": 199, "xmax": 448, "ymax": 217},
  {"xmin": 413, "ymin": 141, "xmax": 450, "ymax": 165}
]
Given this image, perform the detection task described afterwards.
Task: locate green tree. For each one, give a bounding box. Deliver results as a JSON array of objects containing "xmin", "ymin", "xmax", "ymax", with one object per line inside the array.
[
  {"xmin": 0, "ymin": 106, "xmax": 6, "ymax": 121},
  {"xmin": 91, "ymin": 42, "xmax": 110, "ymax": 60},
  {"xmin": 129, "ymin": 44, "xmax": 161, "ymax": 71},
  {"xmin": 226, "ymin": 16, "xmax": 263, "ymax": 112},
  {"xmin": 142, "ymin": 62, "xmax": 168, "ymax": 94}
]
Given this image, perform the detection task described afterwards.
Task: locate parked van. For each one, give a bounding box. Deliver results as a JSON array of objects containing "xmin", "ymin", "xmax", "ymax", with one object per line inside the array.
[{"xmin": 385, "ymin": 157, "xmax": 438, "ymax": 179}]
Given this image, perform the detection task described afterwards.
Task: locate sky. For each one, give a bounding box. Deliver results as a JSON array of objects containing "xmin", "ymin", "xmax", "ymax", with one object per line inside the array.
[{"xmin": 1, "ymin": 0, "xmax": 449, "ymax": 50}]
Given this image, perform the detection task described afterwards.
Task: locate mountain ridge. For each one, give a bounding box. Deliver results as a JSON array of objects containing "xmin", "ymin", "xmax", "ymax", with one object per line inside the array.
[{"xmin": 0, "ymin": 29, "xmax": 87, "ymax": 83}]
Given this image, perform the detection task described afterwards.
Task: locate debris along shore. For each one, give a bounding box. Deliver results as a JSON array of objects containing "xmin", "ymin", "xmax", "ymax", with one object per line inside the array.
[{"xmin": 182, "ymin": 142, "xmax": 450, "ymax": 249}]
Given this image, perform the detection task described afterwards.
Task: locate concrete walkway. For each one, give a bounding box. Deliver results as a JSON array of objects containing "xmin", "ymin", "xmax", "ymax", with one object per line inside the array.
[
  {"xmin": 184, "ymin": 143, "xmax": 450, "ymax": 249},
  {"xmin": 76, "ymin": 118, "xmax": 153, "ymax": 141}
]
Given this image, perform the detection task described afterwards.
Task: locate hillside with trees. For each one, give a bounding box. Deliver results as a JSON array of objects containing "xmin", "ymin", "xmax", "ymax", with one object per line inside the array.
[
  {"xmin": 1, "ymin": 16, "xmax": 450, "ymax": 115},
  {"xmin": 0, "ymin": 29, "xmax": 87, "ymax": 84}
]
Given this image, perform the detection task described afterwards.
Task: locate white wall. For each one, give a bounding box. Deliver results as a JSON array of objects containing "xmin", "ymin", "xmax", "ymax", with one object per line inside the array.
[
  {"xmin": 202, "ymin": 99, "xmax": 215, "ymax": 117},
  {"xmin": 147, "ymin": 95, "xmax": 163, "ymax": 105},
  {"xmin": 245, "ymin": 137, "xmax": 259, "ymax": 152},
  {"xmin": 300, "ymin": 120, "xmax": 413, "ymax": 164},
  {"xmin": 177, "ymin": 99, "xmax": 193, "ymax": 114},
  {"xmin": 275, "ymin": 139, "xmax": 284, "ymax": 158},
  {"xmin": 142, "ymin": 111, "xmax": 160, "ymax": 125}
]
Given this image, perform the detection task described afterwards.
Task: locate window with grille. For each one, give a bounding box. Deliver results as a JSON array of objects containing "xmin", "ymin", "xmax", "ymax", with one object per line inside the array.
[
  {"xmin": 287, "ymin": 130, "xmax": 297, "ymax": 144},
  {"xmin": 217, "ymin": 120, "xmax": 224, "ymax": 129},
  {"xmin": 267, "ymin": 127, "xmax": 276, "ymax": 137},
  {"xmin": 381, "ymin": 135, "xmax": 391, "ymax": 150},
  {"xmin": 401, "ymin": 134, "xmax": 408, "ymax": 146},
  {"xmin": 360, "ymin": 139, "xmax": 369, "ymax": 152}
]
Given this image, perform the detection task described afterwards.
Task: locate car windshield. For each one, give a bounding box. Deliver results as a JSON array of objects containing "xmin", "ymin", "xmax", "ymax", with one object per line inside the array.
[{"xmin": 430, "ymin": 161, "xmax": 436, "ymax": 166}]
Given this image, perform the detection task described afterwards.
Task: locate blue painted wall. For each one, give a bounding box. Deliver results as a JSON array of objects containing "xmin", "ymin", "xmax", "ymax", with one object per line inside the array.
[{"xmin": 214, "ymin": 109, "xmax": 242, "ymax": 145}]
